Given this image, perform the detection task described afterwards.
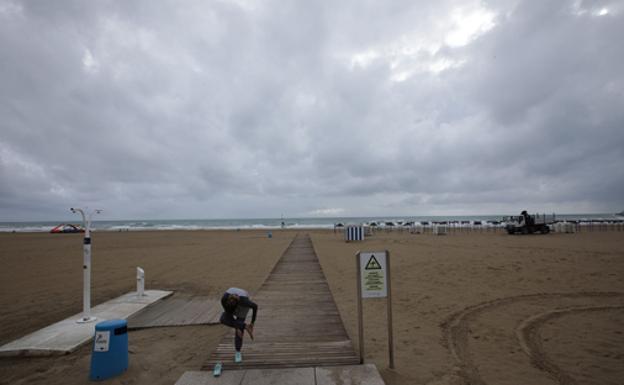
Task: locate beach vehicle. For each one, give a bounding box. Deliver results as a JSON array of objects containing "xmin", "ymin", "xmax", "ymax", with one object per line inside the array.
[
  {"xmin": 504, "ymin": 211, "xmax": 550, "ymax": 235},
  {"xmin": 50, "ymin": 223, "xmax": 85, "ymax": 233}
]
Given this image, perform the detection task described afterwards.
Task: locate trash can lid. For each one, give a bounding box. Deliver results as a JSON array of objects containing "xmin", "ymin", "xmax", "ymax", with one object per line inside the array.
[{"xmin": 95, "ymin": 319, "xmax": 127, "ymax": 331}]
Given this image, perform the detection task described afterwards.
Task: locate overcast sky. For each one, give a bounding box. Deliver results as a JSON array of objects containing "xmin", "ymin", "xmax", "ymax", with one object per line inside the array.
[{"xmin": 1, "ymin": 0, "xmax": 623, "ymax": 221}]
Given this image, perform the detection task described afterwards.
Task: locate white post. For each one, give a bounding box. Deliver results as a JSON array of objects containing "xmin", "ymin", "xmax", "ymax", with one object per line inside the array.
[
  {"xmin": 136, "ymin": 267, "xmax": 145, "ymax": 297},
  {"xmin": 71, "ymin": 207, "xmax": 102, "ymax": 323}
]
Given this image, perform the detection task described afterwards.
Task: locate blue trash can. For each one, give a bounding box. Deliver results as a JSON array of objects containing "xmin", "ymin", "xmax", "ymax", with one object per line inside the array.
[
  {"xmin": 89, "ymin": 319, "xmax": 128, "ymax": 381},
  {"xmin": 268, "ymin": 231, "xmax": 272, "ymax": 238}
]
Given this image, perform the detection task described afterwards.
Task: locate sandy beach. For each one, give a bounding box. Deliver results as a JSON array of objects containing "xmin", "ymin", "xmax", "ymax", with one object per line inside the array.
[{"xmin": 0, "ymin": 229, "xmax": 623, "ymax": 385}]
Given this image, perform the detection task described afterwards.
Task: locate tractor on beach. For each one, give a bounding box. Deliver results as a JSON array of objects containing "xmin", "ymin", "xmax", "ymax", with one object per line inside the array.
[{"xmin": 505, "ymin": 211, "xmax": 551, "ymax": 234}]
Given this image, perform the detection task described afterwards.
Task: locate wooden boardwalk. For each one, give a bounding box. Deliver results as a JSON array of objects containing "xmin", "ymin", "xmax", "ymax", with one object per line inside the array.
[{"xmin": 203, "ymin": 233, "xmax": 359, "ymax": 370}]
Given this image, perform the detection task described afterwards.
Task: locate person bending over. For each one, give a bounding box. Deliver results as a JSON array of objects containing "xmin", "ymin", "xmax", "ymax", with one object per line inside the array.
[{"xmin": 220, "ymin": 287, "xmax": 257, "ymax": 363}]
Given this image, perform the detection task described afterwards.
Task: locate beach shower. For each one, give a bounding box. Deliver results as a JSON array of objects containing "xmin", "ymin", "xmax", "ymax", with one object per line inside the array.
[{"xmin": 71, "ymin": 207, "xmax": 102, "ymax": 323}]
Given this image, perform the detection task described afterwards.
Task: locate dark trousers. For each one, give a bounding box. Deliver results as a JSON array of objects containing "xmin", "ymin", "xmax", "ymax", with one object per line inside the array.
[{"xmin": 220, "ymin": 312, "xmax": 246, "ymax": 351}]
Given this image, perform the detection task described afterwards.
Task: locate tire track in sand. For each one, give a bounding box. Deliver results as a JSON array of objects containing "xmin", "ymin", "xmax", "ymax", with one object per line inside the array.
[
  {"xmin": 516, "ymin": 305, "xmax": 624, "ymax": 385},
  {"xmin": 440, "ymin": 292, "xmax": 624, "ymax": 385}
]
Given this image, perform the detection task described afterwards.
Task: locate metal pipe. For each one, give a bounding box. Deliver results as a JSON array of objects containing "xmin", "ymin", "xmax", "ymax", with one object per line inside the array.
[{"xmin": 71, "ymin": 207, "xmax": 102, "ymax": 323}]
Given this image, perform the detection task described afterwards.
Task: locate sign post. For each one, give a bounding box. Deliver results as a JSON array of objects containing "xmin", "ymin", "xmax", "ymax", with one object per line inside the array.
[
  {"xmin": 356, "ymin": 250, "xmax": 394, "ymax": 369},
  {"xmin": 356, "ymin": 256, "xmax": 364, "ymax": 364}
]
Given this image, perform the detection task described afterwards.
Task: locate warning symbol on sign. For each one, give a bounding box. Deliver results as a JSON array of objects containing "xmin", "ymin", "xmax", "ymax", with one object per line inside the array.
[{"xmin": 365, "ymin": 255, "xmax": 382, "ymax": 270}]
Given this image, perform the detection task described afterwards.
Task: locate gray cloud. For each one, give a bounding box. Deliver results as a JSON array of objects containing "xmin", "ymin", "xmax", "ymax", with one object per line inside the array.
[{"xmin": 1, "ymin": 0, "xmax": 623, "ymax": 220}]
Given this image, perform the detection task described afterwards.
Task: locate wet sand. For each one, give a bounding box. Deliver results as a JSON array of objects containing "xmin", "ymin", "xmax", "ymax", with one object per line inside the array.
[{"xmin": 1, "ymin": 229, "xmax": 623, "ymax": 385}]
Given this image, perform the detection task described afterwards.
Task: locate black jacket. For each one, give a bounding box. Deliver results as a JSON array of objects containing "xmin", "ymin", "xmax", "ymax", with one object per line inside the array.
[{"xmin": 221, "ymin": 292, "xmax": 258, "ymax": 323}]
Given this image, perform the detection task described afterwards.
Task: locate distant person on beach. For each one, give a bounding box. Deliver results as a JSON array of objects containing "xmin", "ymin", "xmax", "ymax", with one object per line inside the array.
[
  {"xmin": 220, "ymin": 287, "xmax": 258, "ymax": 363},
  {"xmin": 520, "ymin": 210, "xmax": 533, "ymax": 226}
]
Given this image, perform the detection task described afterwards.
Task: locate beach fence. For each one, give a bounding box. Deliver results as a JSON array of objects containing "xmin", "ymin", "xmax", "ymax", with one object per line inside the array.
[
  {"xmin": 354, "ymin": 216, "xmax": 622, "ymax": 236},
  {"xmin": 409, "ymin": 221, "xmax": 444, "ymax": 235},
  {"xmin": 471, "ymin": 221, "xmax": 483, "ymax": 233},
  {"xmin": 486, "ymin": 221, "xmax": 502, "ymax": 233},
  {"xmin": 550, "ymin": 219, "xmax": 624, "ymax": 233},
  {"xmin": 509, "ymin": 213, "xmax": 624, "ymax": 233},
  {"xmin": 585, "ymin": 219, "xmax": 624, "ymax": 232},
  {"xmin": 458, "ymin": 221, "xmax": 471, "ymax": 233},
  {"xmin": 553, "ymin": 222, "xmax": 576, "ymax": 234},
  {"xmin": 432, "ymin": 224, "xmax": 448, "ymax": 235},
  {"xmin": 410, "ymin": 223, "xmax": 424, "ymax": 234},
  {"xmin": 345, "ymin": 225, "xmax": 365, "ymax": 242}
]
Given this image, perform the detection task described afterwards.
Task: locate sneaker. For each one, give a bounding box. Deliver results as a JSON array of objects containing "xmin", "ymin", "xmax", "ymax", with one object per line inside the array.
[
  {"xmin": 213, "ymin": 362, "xmax": 222, "ymax": 377},
  {"xmin": 234, "ymin": 351, "xmax": 242, "ymax": 363}
]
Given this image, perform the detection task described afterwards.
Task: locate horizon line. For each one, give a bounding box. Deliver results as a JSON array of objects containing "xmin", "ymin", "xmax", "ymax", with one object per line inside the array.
[{"xmin": 1, "ymin": 211, "xmax": 621, "ymax": 224}]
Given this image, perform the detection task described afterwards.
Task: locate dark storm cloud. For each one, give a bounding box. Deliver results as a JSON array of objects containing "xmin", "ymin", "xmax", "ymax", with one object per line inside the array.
[
  {"xmin": 0, "ymin": 0, "xmax": 623, "ymax": 220},
  {"xmin": 452, "ymin": 0, "xmax": 624, "ymax": 210}
]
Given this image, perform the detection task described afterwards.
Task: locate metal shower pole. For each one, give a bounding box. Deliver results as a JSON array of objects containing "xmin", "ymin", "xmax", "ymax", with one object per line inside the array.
[{"xmin": 71, "ymin": 207, "xmax": 102, "ymax": 323}]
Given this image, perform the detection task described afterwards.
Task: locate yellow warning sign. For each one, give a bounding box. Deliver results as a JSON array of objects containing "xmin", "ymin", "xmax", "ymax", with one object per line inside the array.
[{"xmin": 359, "ymin": 251, "xmax": 387, "ymax": 298}]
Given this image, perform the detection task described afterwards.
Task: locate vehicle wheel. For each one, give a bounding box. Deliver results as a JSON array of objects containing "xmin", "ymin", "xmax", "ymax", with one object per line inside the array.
[{"xmin": 521, "ymin": 227, "xmax": 529, "ymax": 235}]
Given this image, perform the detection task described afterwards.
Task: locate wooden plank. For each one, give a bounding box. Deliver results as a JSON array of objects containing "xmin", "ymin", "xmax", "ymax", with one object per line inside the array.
[
  {"xmin": 128, "ymin": 295, "xmax": 220, "ymax": 329},
  {"xmin": 214, "ymin": 343, "xmax": 356, "ymax": 352},
  {"xmin": 128, "ymin": 296, "xmax": 183, "ymax": 327},
  {"xmin": 205, "ymin": 357, "xmax": 360, "ymax": 371}
]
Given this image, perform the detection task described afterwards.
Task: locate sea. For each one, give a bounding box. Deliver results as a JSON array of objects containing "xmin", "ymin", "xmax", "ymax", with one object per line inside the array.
[{"xmin": 1, "ymin": 213, "xmax": 622, "ymax": 232}]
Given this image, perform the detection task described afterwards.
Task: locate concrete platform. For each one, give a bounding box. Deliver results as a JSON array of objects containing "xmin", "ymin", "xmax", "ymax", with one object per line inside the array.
[
  {"xmin": 175, "ymin": 364, "xmax": 385, "ymax": 385},
  {"xmin": 0, "ymin": 290, "xmax": 172, "ymax": 357}
]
